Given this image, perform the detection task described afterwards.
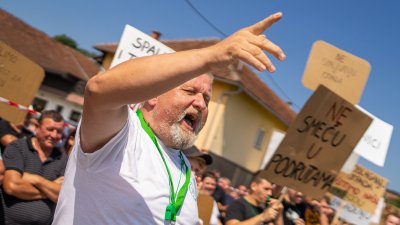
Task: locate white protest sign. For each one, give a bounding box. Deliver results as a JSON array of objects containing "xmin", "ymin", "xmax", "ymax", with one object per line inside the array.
[
  {"xmin": 341, "ymin": 152, "xmax": 360, "ymax": 173},
  {"xmin": 370, "ymin": 198, "xmax": 385, "ymax": 224},
  {"xmin": 260, "ymin": 130, "xmax": 285, "ymax": 169},
  {"xmin": 330, "ymin": 196, "xmax": 385, "ymax": 225},
  {"xmin": 110, "ymin": 25, "xmax": 174, "ymax": 68},
  {"xmin": 353, "ymin": 105, "xmax": 393, "ymax": 167}
]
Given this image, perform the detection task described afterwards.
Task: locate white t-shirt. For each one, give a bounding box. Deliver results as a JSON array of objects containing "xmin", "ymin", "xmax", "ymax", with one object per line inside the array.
[{"xmin": 53, "ymin": 109, "xmax": 199, "ymax": 225}]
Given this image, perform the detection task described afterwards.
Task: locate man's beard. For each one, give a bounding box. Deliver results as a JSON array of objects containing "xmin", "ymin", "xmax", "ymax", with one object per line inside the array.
[
  {"xmin": 170, "ymin": 121, "xmax": 197, "ymax": 150},
  {"xmin": 170, "ymin": 108, "xmax": 203, "ymax": 149},
  {"xmin": 157, "ymin": 108, "xmax": 202, "ymax": 150}
]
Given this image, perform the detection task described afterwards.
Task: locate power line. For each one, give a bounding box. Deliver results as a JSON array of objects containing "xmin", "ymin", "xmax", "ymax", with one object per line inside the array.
[
  {"xmin": 184, "ymin": 0, "xmax": 228, "ymax": 37},
  {"xmin": 184, "ymin": 0, "xmax": 300, "ymax": 111},
  {"xmin": 264, "ymin": 74, "xmax": 301, "ymax": 110}
]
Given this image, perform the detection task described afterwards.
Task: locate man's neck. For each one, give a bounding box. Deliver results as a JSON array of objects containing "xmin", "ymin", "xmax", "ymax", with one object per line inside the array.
[
  {"xmin": 245, "ymin": 194, "xmax": 260, "ymax": 206},
  {"xmin": 32, "ymin": 137, "xmax": 53, "ymax": 157},
  {"xmin": 141, "ymin": 109, "xmax": 173, "ymax": 148}
]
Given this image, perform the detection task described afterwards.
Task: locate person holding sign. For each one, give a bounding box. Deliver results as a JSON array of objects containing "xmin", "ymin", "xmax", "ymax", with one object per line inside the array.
[
  {"xmin": 225, "ymin": 177, "xmax": 283, "ymax": 225},
  {"xmin": 282, "ymin": 189, "xmax": 306, "ymax": 225},
  {"xmin": 53, "ymin": 12, "xmax": 286, "ymax": 225}
]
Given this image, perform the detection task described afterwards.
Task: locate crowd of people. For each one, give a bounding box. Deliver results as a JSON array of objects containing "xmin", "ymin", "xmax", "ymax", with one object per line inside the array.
[
  {"xmin": 0, "ymin": 11, "xmax": 398, "ymax": 225},
  {"xmin": 0, "ymin": 114, "xmax": 399, "ymax": 225},
  {"xmin": 185, "ymin": 148, "xmax": 400, "ymax": 225},
  {"xmin": 0, "ymin": 111, "xmax": 72, "ymax": 224}
]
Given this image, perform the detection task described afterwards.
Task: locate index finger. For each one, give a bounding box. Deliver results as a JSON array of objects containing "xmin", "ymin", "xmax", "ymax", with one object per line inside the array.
[
  {"xmin": 246, "ymin": 12, "xmax": 283, "ymax": 35},
  {"xmin": 269, "ymin": 199, "xmax": 281, "ymax": 208}
]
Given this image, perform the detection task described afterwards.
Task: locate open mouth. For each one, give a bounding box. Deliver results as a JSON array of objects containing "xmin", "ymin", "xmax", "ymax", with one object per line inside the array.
[{"xmin": 183, "ymin": 112, "xmax": 198, "ymax": 131}]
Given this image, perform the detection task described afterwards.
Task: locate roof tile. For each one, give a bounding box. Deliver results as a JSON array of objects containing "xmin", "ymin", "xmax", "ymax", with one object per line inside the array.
[{"xmin": 0, "ymin": 9, "xmax": 100, "ymax": 81}]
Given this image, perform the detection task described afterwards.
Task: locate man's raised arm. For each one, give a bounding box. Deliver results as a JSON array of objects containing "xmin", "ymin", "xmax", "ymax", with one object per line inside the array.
[{"xmin": 81, "ymin": 12, "xmax": 286, "ymax": 153}]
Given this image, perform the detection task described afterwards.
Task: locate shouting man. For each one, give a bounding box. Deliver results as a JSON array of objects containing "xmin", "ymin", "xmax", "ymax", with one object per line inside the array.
[{"xmin": 53, "ymin": 12, "xmax": 286, "ymax": 225}]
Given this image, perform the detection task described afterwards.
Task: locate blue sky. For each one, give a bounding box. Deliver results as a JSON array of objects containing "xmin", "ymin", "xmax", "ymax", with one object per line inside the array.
[{"xmin": 2, "ymin": 1, "xmax": 399, "ymax": 192}]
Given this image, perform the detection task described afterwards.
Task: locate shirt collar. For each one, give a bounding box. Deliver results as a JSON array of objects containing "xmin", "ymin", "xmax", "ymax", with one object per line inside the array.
[{"xmin": 27, "ymin": 137, "xmax": 63, "ymax": 161}]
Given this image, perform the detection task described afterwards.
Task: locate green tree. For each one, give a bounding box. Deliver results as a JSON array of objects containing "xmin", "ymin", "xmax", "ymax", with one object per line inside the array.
[
  {"xmin": 53, "ymin": 34, "xmax": 78, "ymax": 49},
  {"xmin": 53, "ymin": 34, "xmax": 98, "ymax": 58},
  {"xmin": 386, "ymin": 198, "xmax": 400, "ymax": 208}
]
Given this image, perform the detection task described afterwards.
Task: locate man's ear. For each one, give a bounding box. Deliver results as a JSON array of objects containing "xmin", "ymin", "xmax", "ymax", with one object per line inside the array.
[
  {"xmin": 250, "ymin": 182, "xmax": 257, "ymax": 193},
  {"xmin": 146, "ymin": 97, "xmax": 158, "ymax": 107}
]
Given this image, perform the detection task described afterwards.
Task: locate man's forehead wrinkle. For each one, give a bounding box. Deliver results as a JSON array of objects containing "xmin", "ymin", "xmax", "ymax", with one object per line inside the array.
[{"xmin": 182, "ymin": 81, "xmax": 212, "ymax": 95}]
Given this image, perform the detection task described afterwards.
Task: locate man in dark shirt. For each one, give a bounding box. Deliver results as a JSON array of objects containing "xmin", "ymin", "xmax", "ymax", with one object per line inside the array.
[
  {"xmin": 213, "ymin": 177, "xmax": 235, "ymax": 223},
  {"xmin": 282, "ymin": 189, "xmax": 306, "ymax": 225},
  {"xmin": 213, "ymin": 182, "xmax": 227, "ymax": 206},
  {"xmin": 226, "ymin": 177, "xmax": 283, "ymax": 225},
  {"xmin": 0, "ymin": 118, "xmax": 21, "ymax": 154},
  {"xmin": 0, "ymin": 115, "xmax": 38, "ymax": 153},
  {"xmin": 0, "ymin": 110, "xmax": 67, "ymax": 225}
]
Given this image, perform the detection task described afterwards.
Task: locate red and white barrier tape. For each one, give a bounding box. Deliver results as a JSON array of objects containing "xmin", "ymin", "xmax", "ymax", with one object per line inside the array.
[{"xmin": 0, "ymin": 97, "xmax": 40, "ymax": 116}]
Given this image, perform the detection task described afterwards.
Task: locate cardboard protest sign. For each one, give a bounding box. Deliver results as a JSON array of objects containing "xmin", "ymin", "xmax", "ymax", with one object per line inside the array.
[
  {"xmin": 0, "ymin": 42, "xmax": 44, "ymax": 124},
  {"xmin": 330, "ymin": 164, "xmax": 388, "ymax": 214},
  {"xmin": 197, "ymin": 194, "xmax": 214, "ymax": 225},
  {"xmin": 259, "ymin": 85, "xmax": 372, "ymax": 199},
  {"xmin": 353, "ymin": 105, "xmax": 393, "ymax": 167},
  {"xmin": 330, "ymin": 196, "xmax": 385, "ymax": 225},
  {"xmin": 110, "ymin": 25, "xmax": 174, "ymax": 68},
  {"xmin": 302, "ymin": 40, "xmax": 371, "ymax": 104}
]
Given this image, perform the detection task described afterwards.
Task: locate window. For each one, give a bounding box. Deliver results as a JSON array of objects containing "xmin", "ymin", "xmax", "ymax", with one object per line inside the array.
[
  {"xmin": 69, "ymin": 110, "xmax": 81, "ymax": 123},
  {"xmin": 56, "ymin": 105, "xmax": 64, "ymax": 113},
  {"xmin": 32, "ymin": 97, "xmax": 47, "ymax": 112},
  {"xmin": 254, "ymin": 128, "xmax": 266, "ymax": 150}
]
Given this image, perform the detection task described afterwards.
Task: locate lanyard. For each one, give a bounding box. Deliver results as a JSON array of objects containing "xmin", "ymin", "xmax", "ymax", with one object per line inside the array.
[{"xmin": 137, "ymin": 110, "xmax": 191, "ymax": 222}]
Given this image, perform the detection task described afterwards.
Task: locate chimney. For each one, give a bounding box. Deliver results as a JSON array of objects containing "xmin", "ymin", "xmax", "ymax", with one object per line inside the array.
[{"xmin": 151, "ymin": 31, "xmax": 161, "ymax": 40}]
